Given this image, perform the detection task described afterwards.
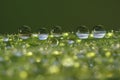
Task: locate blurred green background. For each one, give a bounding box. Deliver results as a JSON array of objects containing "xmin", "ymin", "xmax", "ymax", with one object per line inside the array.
[{"xmin": 0, "ymin": 0, "xmax": 120, "ymax": 33}]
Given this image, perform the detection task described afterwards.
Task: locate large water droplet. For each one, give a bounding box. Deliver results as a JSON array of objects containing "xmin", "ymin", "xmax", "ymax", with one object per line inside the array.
[
  {"xmin": 18, "ymin": 25, "xmax": 31, "ymax": 40},
  {"xmin": 76, "ymin": 25, "xmax": 89, "ymax": 39},
  {"xmin": 92, "ymin": 25, "xmax": 106, "ymax": 38},
  {"xmin": 51, "ymin": 25, "xmax": 62, "ymax": 37},
  {"xmin": 38, "ymin": 28, "xmax": 49, "ymax": 40}
]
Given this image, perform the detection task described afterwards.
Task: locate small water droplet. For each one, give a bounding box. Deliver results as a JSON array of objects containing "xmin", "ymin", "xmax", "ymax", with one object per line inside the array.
[
  {"xmin": 31, "ymin": 33, "xmax": 38, "ymax": 38},
  {"xmin": 67, "ymin": 33, "xmax": 75, "ymax": 44},
  {"xmin": 14, "ymin": 52, "xmax": 23, "ymax": 57},
  {"xmin": 76, "ymin": 25, "xmax": 89, "ymax": 39},
  {"xmin": 49, "ymin": 38, "xmax": 59, "ymax": 47},
  {"xmin": 3, "ymin": 34, "xmax": 9, "ymax": 42},
  {"xmin": 38, "ymin": 28, "xmax": 48, "ymax": 40},
  {"xmin": 3, "ymin": 37, "xmax": 9, "ymax": 42},
  {"xmin": 13, "ymin": 34, "xmax": 19, "ymax": 41},
  {"xmin": 18, "ymin": 25, "xmax": 31, "ymax": 40},
  {"xmin": 0, "ymin": 57, "xmax": 4, "ymax": 62},
  {"xmin": 68, "ymin": 40, "xmax": 74, "ymax": 44},
  {"xmin": 92, "ymin": 25, "xmax": 106, "ymax": 38},
  {"xmin": 51, "ymin": 25, "xmax": 62, "ymax": 37},
  {"xmin": 114, "ymin": 29, "xmax": 120, "ymax": 38}
]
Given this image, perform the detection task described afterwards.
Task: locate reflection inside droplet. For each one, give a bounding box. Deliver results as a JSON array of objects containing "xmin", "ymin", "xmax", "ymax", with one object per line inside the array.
[
  {"xmin": 38, "ymin": 34, "xmax": 48, "ymax": 40},
  {"xmin": 68, "ymin": 40, "xmax": 74, "ymax": 44},
  {"xmin": 3, "ymin": 34, "xmax": 9, "ymax": 42},
  {"xmin": 19, "ymin": 35, "xmax": 30, "ymax": 40},
  {"xmin": 32, "ymin": 33, "xmax": 38, "ymax": 38}
]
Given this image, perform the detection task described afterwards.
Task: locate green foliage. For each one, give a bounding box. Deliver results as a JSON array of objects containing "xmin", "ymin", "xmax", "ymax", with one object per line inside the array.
[{"xmin": 0, "ymin": 32, "xmax": 120, "ymax": 80}]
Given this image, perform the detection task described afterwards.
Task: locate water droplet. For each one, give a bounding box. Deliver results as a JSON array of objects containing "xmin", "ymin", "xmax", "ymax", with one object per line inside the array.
[
  {"xmin": 114, "ymin": 29, "xmax": 120, "ymax": 38},
  {"xmin": 68, "ymin": 40, "xmax": 74, "ymax": 44},
  {"xmin": 3, "ymin": 34, "xmax": 9, "ymax": 42},
  {"xmin": 38, "ymin": 28, "xmax": 48, "ymax": 40},
  {"xmin": 49, "ymin": 38, "xmax": 59, "ymax": 47},
  {"xmin": 3, "ymin": 37, "xmax": 9, "ymax": 42},
  {"xmin": 13, "ymin": 34, "xmax": 19, "ymax": 41},
  {"xmin": 18, "ymin": 25, "xmax": 31, "ymax": 40},
  {"xmin": 92, "ymin": 25, "xmax": 106, "ymax": 38},
  {"xmin": 14, "ymin": 52, "xmax": 23, "ymax": 57},
  {"xmin": 67, "ymin": 33, "xmax": 75, "ymax": 44},
  {"xmin": 76, "ymin": 25, "xmax": 89, "ymax": 39},
  {"xmin": 31, "ymin": 33, "xmax": 38, "ymax": 38},
  {"xmin": 0, "ymin": 57, "xmax": 4, "ymax": 62},
  {"xmin": 51, "ymin": 25, "xmax": 62, "ymax": 37}
]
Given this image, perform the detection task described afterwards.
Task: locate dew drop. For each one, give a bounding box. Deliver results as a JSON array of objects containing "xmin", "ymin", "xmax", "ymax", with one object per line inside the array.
[
  {"xmin": 114, "ymin": 29, "xmax": 120, "ymax": 38},
  {"xmin": 14, "ymin": 52, "xmax": 23, "ymax": 57},
  {"xmin": 68, "ymin": 40, "xmax": 74, "ymax": 45},
  {"xmin": 31, "ymin": 33, "xmax": 38, "ymax": 38},
  {"xmin": 18, "ymin": 25, "xmax": 31, "ymax": 40},
  {"xmin": 3, "ymin": 35, "xmax": 9, "ymax": 42},
  {"xmin": 0, "ymin": 57, "xmax": 4, "ymax": 62},
  {"xmin": 51, "ymin": 25, "xmax": 62, "ymax": 37},
  {"xmin": 38, "ymin": 28, "xmax": 48, "ymax": 40},
  {"xmin": 92, "ymin": 25, "xmax": 106, "ymax": 38},
  {"xmin": 76, "ymin": 25, "xmax": 89, "ymax": 39},
  {"xmin": 49, "ymin": 38, "xmax": 59, "ymax": 47},
  {"xmin": 67, "ymin": 33, "xmax": 75, "ymax": 44},
  {"xmin": 12, "ymin": 34, "xmax": 19, "ymax": 41}
]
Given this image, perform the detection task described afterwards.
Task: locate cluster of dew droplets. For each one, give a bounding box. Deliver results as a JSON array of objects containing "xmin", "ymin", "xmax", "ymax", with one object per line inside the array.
[
  {"xmin": 38, "ymin": 28, "xmax": 48, "ymax": 40},
  {"xmin": 18, "ymin": 25, "xmax": 31, "ymax": 40},
  {"xmin": 17, "ymin": 25, "xmax": 108, "ymax": 41},
  {"xmin": 76, "ymin": 25, "xmax": 89, "ymax": 39},
  {"xmin": 92, "ymin": 25, "xmax": 106, "ymax": 38}
]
